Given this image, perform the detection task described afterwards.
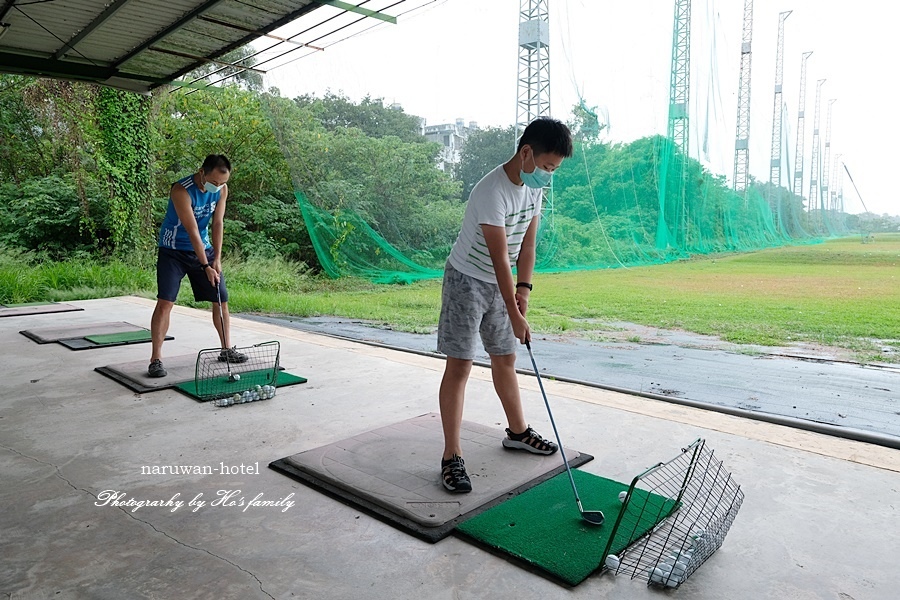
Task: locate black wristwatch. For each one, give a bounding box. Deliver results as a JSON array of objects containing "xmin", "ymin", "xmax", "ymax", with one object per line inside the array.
[
  {"xmin": 201, "ymin": 263, "xmax": 212, "ymax": 270},
  {"xmin": 516, "ymin": 282, "xmax": 533, "ymax": 291}
]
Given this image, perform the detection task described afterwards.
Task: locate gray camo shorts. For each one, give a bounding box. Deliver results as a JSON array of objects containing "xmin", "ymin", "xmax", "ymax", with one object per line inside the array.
[{"xmin": 437, "ymin": 262, "xmax": 518, "ymax": 360}]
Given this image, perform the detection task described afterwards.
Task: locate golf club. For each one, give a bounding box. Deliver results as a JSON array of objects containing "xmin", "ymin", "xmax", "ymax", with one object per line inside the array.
[
  {"xmin": 525, "ymin": 339, "xmax": 604, "ymax": 526},
  {"xmin": 215, "ymin": 279, "xmax": 239, "ymax": 383}
]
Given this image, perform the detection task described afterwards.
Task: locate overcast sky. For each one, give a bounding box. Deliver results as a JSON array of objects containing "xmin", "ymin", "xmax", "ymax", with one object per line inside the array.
[{"xmin": 260, "ymin": 0, "xmax": 897, "ymax": 216}]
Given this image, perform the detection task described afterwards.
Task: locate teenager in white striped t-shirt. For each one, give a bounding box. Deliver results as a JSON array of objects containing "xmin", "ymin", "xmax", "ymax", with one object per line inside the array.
[{"xmin": 437, "ymin": 118, "xmax": 574, "ymax": 493}]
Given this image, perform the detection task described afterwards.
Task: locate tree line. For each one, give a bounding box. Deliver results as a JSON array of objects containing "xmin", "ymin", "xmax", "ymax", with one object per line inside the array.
[{"xmin": 2, "ymin": 73, "xmax": 891, "ymax": 277}]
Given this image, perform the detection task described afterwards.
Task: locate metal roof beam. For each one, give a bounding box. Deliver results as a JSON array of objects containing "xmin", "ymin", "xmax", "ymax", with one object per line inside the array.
[
  {"xmin": 157, "ymin": 1, "xmax": 322, "ymax": 89},
  {"xmin": 112, "ymin": 0, "xmax": 227, "ymax": 68},
  {"xmin": 148, "ymin": 45, "xmax": 267, "ymax": 73},
  {"xmin": 0, "ymin": 50, "xmax": 117, "ymax": 81},
  {"xmin": 315, "ymin": 0, "xmax": 396, "ymax": 24},
  {"xmin": 52, "ymin": 0, "xmax": 133, "ymax": 60},
  {"xmin": 197, "ymin": 15, "xmax": 324, "ymax": 50},
  {"xmin": 0, "ymin": 0, "xmax": 15, "ymax": 23}
]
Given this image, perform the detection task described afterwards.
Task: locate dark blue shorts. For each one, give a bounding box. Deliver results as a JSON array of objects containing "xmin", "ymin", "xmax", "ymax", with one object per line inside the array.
[{"xmin": 156, "ymin": 247, "xmax": 228, "ymax": 303}]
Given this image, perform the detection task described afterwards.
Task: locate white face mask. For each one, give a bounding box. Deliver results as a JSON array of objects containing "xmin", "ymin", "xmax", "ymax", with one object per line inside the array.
[{"xmin": 203, "ymin": 181, "xmax": 225, "ymax": 194}]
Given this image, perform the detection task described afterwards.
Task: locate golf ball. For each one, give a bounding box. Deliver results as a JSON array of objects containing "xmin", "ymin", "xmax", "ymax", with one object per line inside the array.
[
  {"xmin": 232, "ymin": 373, "xmax": 240, "ymax": 381},
  {"xmin": 604, "ymin": 555, "xmax": 620, "ymax": 570},
  {"xmin": 233, "ymin": 393, "xmax": 241, "ymax": 403},
  {"xmin": 618, "ymin": 491, "xmax": 628, "ymax": 503}
]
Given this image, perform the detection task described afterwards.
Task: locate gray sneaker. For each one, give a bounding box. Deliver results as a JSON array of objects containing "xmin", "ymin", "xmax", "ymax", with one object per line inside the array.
[
  {"xmin": 218, "ymin": 346, "xmax": 248, "ymax": 363},
  {"xmin": 148, "ymin": 359, "xmax": 167, "ymax": 378}
]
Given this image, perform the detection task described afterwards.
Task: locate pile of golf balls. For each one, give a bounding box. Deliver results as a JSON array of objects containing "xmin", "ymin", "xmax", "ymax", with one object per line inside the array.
[
  {"xmin": 213, "ymin": 384, "xmax": 277, "ymax": 407},
  {"xmin": 648, "ymin": 545, "xmax": 696, "ymax": 587}
]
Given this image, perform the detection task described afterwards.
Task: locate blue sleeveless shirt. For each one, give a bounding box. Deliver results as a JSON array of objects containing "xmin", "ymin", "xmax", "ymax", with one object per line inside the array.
[{"xmin": 158, "ymin": 174, "xmax": 221, "ymax": 251}]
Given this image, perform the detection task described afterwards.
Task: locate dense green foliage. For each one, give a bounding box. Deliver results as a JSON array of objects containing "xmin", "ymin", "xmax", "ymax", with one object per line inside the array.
[
  {"xmin": 0, "ymin": 75, "xmax": 464, "ymax": 268},
  {"xmin": 454, "ymin": 125, "xmax": 517, "ymax": 199},
  {"xmin": 294, "ymin": 91, "xmax": 426, "ymax": 143},
  {"xmin": 97, "ymin": 88, "xmax": 153, "ymax": 250}
]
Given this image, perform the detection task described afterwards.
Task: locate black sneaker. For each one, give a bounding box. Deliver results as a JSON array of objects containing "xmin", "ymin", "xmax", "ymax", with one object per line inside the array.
[
  {"xmin": 441, "ymin": 455, "xmax": 472, "ymax": 493},
  {"xmin": 148, "ymin": 359, "xmax": 167, "ymax": 378},
  {"xmin": 218, "ymin": 346, "xmax": 248, "ymax": 363},
  {"xmin": 502, "ymin": 426, "xmax": 558, "ymax": 455}
]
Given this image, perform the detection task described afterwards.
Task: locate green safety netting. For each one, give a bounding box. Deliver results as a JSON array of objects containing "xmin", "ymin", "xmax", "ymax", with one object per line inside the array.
[{"xmin": 286, "ymin": 132, "xmax": 847, "ymax": 284}]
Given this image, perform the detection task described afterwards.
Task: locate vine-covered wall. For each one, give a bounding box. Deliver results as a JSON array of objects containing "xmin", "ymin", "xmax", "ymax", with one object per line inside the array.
[{"xmin": 96, "ymin": 88, "xmax": 152, "ymax": 251}]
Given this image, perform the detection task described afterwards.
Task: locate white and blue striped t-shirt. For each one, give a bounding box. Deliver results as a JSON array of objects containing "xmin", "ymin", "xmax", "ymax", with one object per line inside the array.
[{"xmin": 447, "ymin": 165, "xmax": 542, "ymax": 284}]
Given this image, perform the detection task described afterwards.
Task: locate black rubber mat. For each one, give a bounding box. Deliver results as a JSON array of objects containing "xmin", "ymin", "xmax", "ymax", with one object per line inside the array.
[
  {"xmin": 21, "ymin": 322, "xmax": 145, "ymax": 344},
  {"xmin": 58, "ymin": 334, "xmax": 172, "ymax": 350},
  {"xmin": 96, "ymin": 355, "xmax": 287, "ymax": 393},
  {"xmin": 270, "ymin": 413, "xmax": 592, "ymax": 543},
  {"xmin": 0, "ymin": 303, "xmax": 83, "ymax": 318}
]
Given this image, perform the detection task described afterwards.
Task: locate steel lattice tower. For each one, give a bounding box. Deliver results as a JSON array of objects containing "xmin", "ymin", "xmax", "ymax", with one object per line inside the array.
[
  {"xmin": 668, "ymin": 0, "xmax": 691, "ymax": 157},
  {"xmin": 821, "ymin": 98, "xmax": 836, "ymax": 211},
  {"xmin": 792, "ymin": 51, "xmax": 813, "ymax": 199},
  {"xmin": 808, "ymin": 79, "xmax": 826, "ymax": 211},
  {"xmin": 656, "ymin": 0, "xmax": 691, "ymax": 250},
  {"xmin": 732, "ymin": 0, "xmax": 754, "ymax": 193},
  {"xmin": 831, "ymin": 153, "xmax": 842, "ymax": 211},
  {"xmin": 768, "ymin": 11, "xmax": 791, "ymax": 195},
  {"xmin": 515, "ymin": 0, "xmax": 550, "ymax": 140}
]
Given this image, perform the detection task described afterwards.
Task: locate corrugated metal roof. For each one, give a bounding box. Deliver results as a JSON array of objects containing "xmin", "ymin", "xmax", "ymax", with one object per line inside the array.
[{"xmin": 0, "ymin": 0, "xmax": 334, "ymax": 93}]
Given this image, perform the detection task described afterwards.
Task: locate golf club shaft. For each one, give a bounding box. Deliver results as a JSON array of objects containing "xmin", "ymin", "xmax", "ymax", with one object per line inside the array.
[
  {"xmin": 215, "ymin": 284, "xmax": 232, "ymax": 377},
  {"xmin": 525, "ymin": 341, "xmax": 583, "ymax": 508}
]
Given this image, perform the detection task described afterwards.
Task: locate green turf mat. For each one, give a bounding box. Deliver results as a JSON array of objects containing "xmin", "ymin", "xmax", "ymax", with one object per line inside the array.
[
  {"xmin": 84, "ymin": 330, "xmax": 152, "ymax": 344},
  {"xmin": 455, "ymin": 470, "xmax": 676, "ymax": 586},
  {"xmin": 175, "ymin": 369, "xmax": 307, "ymax": 401}
]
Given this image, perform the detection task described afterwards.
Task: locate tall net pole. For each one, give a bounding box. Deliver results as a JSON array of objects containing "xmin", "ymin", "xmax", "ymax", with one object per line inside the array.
[
  {"xmin": 831, "ymin": 152, "xmax": 842, "ymax": 212},
  {"xmin": 656, "ymin": 0, "xmax": 691, "ymax": 249},
  {"xmin": 792, "ymin": 51, "xmax": 813, "ymax": 201},
  {"xmin": 732, "ymin": 0, "xmax": 754, "ymax": 194},
  {"xmin": 668, "ymin": 0, "xmax": 691, "ymax": 159},
  {"xmin": 768, "ymin": 11, "xmax": 791, "ymax": 199},
  {"xmin": 515, "ymin": 0, "xmax": 553, "ymax": 262},
  {"xmin": 808, "ymin": 78, "xmax": 826, "ymax": 213},
  {"xmin": 515, "ymin": 0, "xmax": 550, "ymax": 139},
  {"xmin": 821, "ymin": 98, "xmax": 836, "ymax": 213}
]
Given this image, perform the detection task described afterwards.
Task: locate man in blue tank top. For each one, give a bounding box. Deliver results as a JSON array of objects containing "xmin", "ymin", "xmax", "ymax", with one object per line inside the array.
[{"xmin": 148, "ymin": 154, "xmax": 247, "ymax": 377}]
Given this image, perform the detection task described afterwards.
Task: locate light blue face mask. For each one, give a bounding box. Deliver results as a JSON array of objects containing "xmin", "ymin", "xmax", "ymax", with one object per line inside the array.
[
  {"xmin": 203, "ymin": 180, "xmax": 225, "ymax": 194},
  {"xmin": 520, "ymin": 153, "xmax": 553, "ymax": 188}
]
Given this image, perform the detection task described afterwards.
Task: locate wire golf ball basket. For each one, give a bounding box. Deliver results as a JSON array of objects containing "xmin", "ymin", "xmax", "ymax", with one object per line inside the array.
[
  {"xmin": 194, "ymin": 341, "xmax": 280, "ymax": 403},
  {"xmin": 602, "ymin": 439, "xmax": 744, "ymax": 589}
]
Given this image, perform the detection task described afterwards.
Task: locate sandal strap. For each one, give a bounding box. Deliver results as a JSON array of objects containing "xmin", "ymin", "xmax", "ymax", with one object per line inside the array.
[{"xmin": 507, "ymin": 427, "xmax": 556, "ymax": 451}]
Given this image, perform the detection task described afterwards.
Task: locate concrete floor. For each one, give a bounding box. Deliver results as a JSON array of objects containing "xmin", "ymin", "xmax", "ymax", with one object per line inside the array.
[{"xmin": 1, "ymin": 296, "xmax": 898, "ymax": 600}]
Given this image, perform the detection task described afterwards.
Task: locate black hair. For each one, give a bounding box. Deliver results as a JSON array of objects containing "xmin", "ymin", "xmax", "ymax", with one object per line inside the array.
[
  {"xmin": 516, "ymin": 117, "xmax": 573, "ymax": 158},
  {"xmin": 201, "ymin": 154, "xmax": 232, "ymax": 174}
]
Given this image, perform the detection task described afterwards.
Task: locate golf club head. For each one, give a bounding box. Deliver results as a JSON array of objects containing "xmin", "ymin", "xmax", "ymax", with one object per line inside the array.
[{"xmin": 582, "ymin": 511, "xmax": 605, "ymax": 526}]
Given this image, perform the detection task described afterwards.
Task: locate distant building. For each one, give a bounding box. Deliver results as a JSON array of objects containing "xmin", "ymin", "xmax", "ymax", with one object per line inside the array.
[{"xmin": 422, "ymin": 118, "xmax": 478, "ymax": 172}]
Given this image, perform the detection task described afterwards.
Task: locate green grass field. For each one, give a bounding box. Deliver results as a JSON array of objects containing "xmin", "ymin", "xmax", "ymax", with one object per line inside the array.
[{"xmin": 2, "ymin": 234, "xmax": 898, "ymax": 363}]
